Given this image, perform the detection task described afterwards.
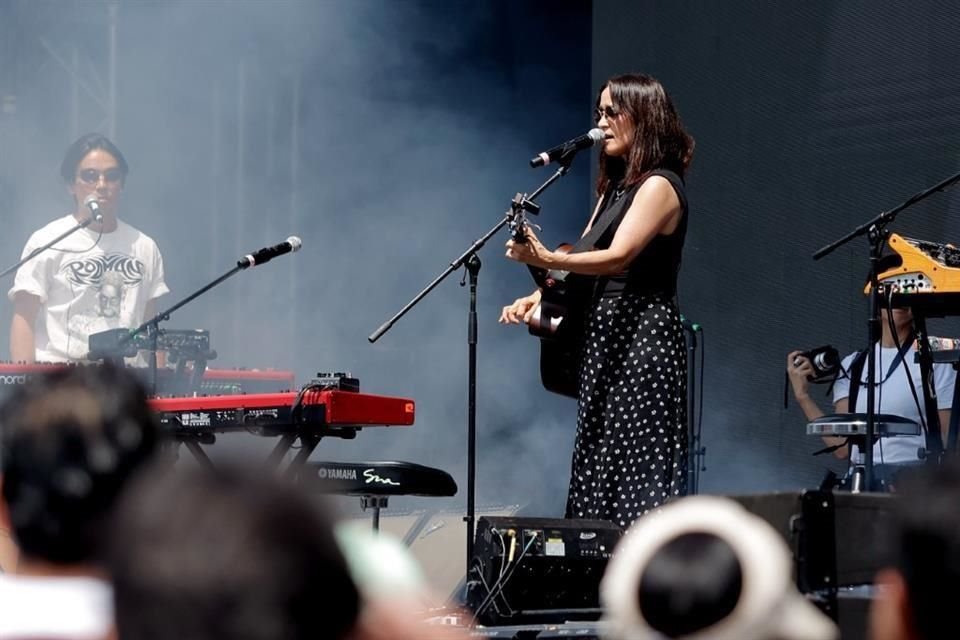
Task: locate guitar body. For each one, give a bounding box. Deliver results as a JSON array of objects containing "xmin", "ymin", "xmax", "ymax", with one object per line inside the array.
[
  {"xmin": 536, "ymin": 309, "xmax": 586, "ymax": 398},
  {"xmin": 526, "ymin": 244, "xmax": 592, "ymax": 399}
]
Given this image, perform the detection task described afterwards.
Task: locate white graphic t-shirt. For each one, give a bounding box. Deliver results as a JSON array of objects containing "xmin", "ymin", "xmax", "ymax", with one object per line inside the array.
[{"xmin": 8, "ymin": 215, "xmax": 169, "ymax": 362}]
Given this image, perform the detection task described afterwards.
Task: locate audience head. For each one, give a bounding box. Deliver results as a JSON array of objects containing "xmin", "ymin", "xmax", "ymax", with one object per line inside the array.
[
  {"xmin": 108, "ymin": 465, "xmax": 361, "ymax": 640},
  {"xmin": 871, "ymin": 459, "xmax": 960, "ymax": 640},
  {"xmin": 0, "ymin": 364, "xmax": 159, "ymax": 566},
  {"xmin": 601, "ymin": 496, "xmax": 837, "ymax": 640}
]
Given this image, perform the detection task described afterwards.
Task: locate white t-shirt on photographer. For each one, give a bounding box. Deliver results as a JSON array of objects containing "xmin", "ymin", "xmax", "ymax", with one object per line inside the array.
[{"xmin": 833, "ymin": 343, "xmax": 956, "ymax": 465}]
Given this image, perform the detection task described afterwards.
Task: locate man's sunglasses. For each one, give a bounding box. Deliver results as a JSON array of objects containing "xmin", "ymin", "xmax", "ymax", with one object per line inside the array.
[{"xmin": 77, "ymin": 168, "xmax": 124, "ymax": 185}]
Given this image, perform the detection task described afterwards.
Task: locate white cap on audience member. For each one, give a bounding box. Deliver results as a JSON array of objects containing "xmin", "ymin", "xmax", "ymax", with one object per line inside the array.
[{"xmin": 601, "ymin": 496, "xmax": 838, "ymax": 640}]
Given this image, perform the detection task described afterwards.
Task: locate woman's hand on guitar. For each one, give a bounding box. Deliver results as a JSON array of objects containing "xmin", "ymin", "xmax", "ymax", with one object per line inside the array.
[
  {"xmin": 505, "ymin": 226, "xmax": 554, "ymax": 269},
  {"xmin": 499, "ymin": 289, "xmax": 542, "ymax": 325}
]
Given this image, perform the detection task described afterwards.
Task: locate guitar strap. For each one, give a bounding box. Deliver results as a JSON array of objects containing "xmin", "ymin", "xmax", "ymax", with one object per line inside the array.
[{"xmin": 544, "ymin": 184, "xmax": 634, "ymax": 285}]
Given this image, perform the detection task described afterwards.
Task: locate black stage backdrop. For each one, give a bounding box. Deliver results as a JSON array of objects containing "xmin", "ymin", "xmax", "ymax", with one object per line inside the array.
[{"xmin": 593, "ymin": 0, "xmax": 960, "ymax": 492}]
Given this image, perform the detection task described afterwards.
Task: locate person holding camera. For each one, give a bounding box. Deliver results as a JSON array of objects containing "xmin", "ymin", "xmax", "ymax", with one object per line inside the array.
[{"xmin": 787, "ymin": 307, "xmax": 956, "ymax": 489}]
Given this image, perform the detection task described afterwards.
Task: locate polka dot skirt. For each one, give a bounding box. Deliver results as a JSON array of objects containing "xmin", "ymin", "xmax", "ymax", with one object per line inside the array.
[{"xmin": 565, "ymin": 292, "xmax": 688, "ymax": 528}]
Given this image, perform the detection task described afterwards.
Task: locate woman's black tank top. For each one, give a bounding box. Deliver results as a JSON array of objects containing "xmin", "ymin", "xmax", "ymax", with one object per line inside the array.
[{"xmin": 593, "ymin": 169, "xmax": 688, "ymax": 299}]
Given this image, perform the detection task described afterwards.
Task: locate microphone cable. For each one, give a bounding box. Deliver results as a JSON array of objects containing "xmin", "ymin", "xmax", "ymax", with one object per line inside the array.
[{"xmin": 471, "ymin": 530, "xmax": 538, "ymax": 625}]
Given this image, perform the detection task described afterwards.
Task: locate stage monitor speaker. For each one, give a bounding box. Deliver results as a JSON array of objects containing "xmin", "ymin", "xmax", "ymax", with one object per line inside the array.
[
  {"xmin": 731, "ymin": 491, "xmax": 895, "ymax": 587},
  {"xmin": 465, "ymin": 516, "xmax": 623, "ymax": 627}
]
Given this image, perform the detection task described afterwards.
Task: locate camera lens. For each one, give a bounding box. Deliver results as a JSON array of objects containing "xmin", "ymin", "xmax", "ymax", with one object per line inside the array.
[
  {"xmin": 803, "ymin": 345, "xmax": 840, "ymax": 380},
  {"xmin": 812, "ymin": 351, "xmax": 836, "ymax": 372}
]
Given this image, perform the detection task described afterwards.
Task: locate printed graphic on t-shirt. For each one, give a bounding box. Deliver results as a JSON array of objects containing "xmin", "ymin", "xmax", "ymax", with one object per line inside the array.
[
  {"xmin": 62, "ymin": 253, "xmax": 146, "ymax": 288},
  {"xmin": 62, "ymin": 252, "xmax": 147, "ymax": 338}
]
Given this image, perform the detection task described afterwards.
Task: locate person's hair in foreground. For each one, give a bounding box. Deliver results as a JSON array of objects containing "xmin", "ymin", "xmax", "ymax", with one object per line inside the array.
[
  {"xmin": 601, "ymin": 496, "xmax": 838, "ymax": 640},
  {"xmin": 0, "ymin": 363, "xmax": 158, "ymax": 566},
  {"xmin": 107, "ymin": 465, "xmax": 361, "ymax": 640},
  {"xmin": 871, "ymin": 459, "xmax": 960, "ymax": 640}
]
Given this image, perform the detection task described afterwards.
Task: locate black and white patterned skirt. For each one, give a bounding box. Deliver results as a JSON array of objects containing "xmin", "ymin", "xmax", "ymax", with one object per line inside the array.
[{"xmin": 565, "ymin": 292, "xmax": 688, "ymax": 527}]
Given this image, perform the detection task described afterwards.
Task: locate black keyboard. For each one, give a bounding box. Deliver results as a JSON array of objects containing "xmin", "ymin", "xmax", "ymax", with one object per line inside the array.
[{"xmin": 303, "ymin": 460, "xmax": 457, "ymax": 497}]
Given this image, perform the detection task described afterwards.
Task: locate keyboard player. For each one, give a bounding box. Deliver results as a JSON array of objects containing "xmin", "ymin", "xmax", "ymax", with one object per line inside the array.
[{"xmin": 8, "ymin": 134, "xmax": 168, "ymax": 365}]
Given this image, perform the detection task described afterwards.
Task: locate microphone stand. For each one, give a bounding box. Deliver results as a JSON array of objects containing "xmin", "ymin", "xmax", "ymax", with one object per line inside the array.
[
  {"xmin": 813, "ymin": 168, "xmax": 960, "ymax": 489},
  {"xmin": 0, "ymin": 214, "xmax": 98, "ymax": 280},
  {"xmin": 682, "ymin": 322, "xmax": 704, "ymax": 494},
  {"xmin": 121, "ymin": 262, "xmax": 246, "ymax": 395},
  {"xmin": 368, "ymin": 151, "xmax": 580, "ymax": 585}
]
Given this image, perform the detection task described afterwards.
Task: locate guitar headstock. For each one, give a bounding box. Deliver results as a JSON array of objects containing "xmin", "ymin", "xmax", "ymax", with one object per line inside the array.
[{"xmin": 506, "ymin": 192, "xmax": 529, "ymax": 243}]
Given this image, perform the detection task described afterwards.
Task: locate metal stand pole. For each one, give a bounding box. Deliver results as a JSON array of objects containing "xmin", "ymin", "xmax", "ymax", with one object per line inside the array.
[
  {"xmin": 686, "ymin": 327, "xmax": 699, "ymax": 494},
  {"xmin": 465, "ymin": 253, "xmax": 481, "ymax": 574}
]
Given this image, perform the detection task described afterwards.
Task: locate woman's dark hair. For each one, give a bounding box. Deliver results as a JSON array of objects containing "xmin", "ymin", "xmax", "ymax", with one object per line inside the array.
[
  {"xmin": 637, "ymin": 532, "xmax": 743, "ymax": 637},
  {"xmin": 0, "ymin": 363, "xmax": 159, "ymax": 565},
  {"xmin": 596, "ymin": 73, "xmax": 694, "ymax": 198},
  {"xmin": 59, "ymin": 132, "xmax": 129, "ymax": 184}
]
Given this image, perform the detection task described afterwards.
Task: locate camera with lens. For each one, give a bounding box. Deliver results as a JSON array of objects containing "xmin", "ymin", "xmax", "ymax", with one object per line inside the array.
[{"xmin": 794, "ymin": 345, "xmax": 841, "ymax": 381}]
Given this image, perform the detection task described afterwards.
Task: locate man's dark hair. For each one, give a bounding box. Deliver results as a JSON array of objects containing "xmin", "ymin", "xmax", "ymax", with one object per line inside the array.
[
  {"xmin": 893, "ymin": 459, "xmax": 960, "ymax": 640},
  {"xmin": 108, "ymin": 465, "xmax": 361, "ymax": 640},
  {"xmin": 60, "ymin": 132, "xmax": 130, "ymax": 184},
  {"xmin": 637, "ymin": 532, "xmax": 743, "ymax": 637},
  {"xmin": 0, "ymin": 364, "xmax": 159, "ymax": 564}
]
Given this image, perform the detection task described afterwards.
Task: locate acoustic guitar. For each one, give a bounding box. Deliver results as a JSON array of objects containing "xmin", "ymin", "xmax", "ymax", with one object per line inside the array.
[
  {"xmin": 505, "ymin": 186, "xmax": 624, "ymax": 399},
  {"xmin": 524, "ymin": 245, "xmax": 593, "ymax": 399}
]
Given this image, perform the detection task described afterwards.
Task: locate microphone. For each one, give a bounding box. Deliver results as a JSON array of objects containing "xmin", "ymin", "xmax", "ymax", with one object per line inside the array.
[
  {"xmin": 83, "ymin": 194, "xmax": 103, "ymax": 222},
  {"xmin": 529, "ymin": 128, "xmax": 606, "ymax": 168},
  {"xmin": 237, "ymin": 236, "xmax": 302, "ymax": 269}
]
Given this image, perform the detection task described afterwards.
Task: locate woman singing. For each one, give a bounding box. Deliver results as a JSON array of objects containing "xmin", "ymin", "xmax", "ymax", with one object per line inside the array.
[{"xmin": 499, "ymin": 74, "xmax": 694, "ymax": 526}]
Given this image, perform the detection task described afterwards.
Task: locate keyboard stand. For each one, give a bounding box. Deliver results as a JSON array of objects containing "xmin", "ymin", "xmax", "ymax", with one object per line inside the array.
[
  {"xmin": 181, "ymin": 439, "xmax": 217, "ymax": 471},
  {"xmin": 173, "ymin": 430, "xmax": 328, "ymax": 475},
  {"xmin": 360, "ymin": 496, "xmax": 390, "ymax": 532}
]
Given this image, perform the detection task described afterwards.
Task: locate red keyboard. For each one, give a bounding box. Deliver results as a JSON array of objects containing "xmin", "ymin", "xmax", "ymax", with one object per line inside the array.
[
  {"xmin": 149, "ymin": 390, "xmax": 415, "ymax": 434},
  {"xmin": 0, "ymin": 363, "xmax": 295, "ymax": 394}
]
